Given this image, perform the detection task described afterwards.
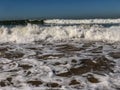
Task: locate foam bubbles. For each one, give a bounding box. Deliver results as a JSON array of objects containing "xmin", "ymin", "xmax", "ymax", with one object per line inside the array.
[{"xmin": 0, "ymin": 22, "xmax": 120, "ymax": 44}]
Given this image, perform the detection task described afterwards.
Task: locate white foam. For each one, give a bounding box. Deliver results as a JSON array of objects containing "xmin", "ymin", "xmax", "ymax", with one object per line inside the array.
[
  {"xmin": 45, "ymin": 19, "xmax": 120, "ymax": 24},
  {"xmin": 0, "ymin": 42, "xmax": 120, "ymax": 90},
  {"xmin": 0, "ymin": 22, "xmax": 120, "ymax": 43}
]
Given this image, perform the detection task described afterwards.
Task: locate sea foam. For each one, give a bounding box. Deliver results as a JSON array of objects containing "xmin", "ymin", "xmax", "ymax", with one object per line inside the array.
[{"xmin": 0, "ymin": 19, "xmax": 120, "ymax": 43}]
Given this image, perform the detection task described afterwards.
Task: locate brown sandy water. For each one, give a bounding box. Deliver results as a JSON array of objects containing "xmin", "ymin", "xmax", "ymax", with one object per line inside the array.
[{"xmin": 0, "ymin": 41, "xmax": 119, "ymax": 90}]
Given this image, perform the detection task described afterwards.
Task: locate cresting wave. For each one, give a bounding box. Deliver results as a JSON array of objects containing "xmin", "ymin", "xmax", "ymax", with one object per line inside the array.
[
  {"xmin": 0, "ymin": 19, "xmax": 120, "ymax": 43},
  {"xmin": 45, "ymin": 19, "xmax": 120, "ymax": 24}
]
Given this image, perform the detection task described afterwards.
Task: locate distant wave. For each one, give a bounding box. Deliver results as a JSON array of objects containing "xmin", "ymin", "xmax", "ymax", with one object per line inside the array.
[
  {"xmin": 1, "ymin": 18, "xmax": 120, "ymax": 25},
  {"xmin": 45, "ymin": 19, "xmax": 120, "ymax": 24}
]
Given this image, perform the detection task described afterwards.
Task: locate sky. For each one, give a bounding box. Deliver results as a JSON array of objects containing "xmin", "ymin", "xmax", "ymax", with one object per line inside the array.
[{"xmin": 0, "ymin": 0, "xmax": 120, "ymax": 20}]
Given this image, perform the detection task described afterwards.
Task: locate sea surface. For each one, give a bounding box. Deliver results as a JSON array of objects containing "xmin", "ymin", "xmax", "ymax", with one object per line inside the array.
[{"xmin": 0, "ymin": 19, "xmax": 120, "ymax": 90}]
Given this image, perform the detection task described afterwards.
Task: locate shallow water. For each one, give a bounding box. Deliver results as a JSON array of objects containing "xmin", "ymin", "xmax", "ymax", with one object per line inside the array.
[
  {"xmin": 0, "ymin": 19, "xmax": 120, "ymax": 90},
  {"xmin": 0, "ymin": 41, "xmax": 119, "ymax": 90}
]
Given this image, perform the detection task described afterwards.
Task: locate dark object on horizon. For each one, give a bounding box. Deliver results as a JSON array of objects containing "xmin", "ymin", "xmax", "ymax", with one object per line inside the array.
[{"xmin": 0, "ymin": 19, "xmax": 44, "ymax": 25}]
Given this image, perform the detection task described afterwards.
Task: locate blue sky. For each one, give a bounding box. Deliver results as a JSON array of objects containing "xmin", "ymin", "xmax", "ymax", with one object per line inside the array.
[{"xmin": 0, "ymin": 0, "xmax": 120, "ymax": 20}]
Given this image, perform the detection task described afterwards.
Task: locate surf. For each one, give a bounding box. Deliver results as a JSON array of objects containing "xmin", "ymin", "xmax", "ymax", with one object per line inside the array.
[{"xmin": 0, "ymin": 19, "xmax": 120, "ymax": 43}]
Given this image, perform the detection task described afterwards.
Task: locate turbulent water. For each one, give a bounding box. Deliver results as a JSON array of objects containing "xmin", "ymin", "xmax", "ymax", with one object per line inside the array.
[{"xmin": 0, "ymin": 19, "xmax": 120, "ymax": 90}]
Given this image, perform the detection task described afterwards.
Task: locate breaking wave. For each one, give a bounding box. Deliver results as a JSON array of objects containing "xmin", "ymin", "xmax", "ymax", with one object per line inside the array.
[{"xmin": 0, "ymin": 19, "xmax": 120, "ymax": 43}]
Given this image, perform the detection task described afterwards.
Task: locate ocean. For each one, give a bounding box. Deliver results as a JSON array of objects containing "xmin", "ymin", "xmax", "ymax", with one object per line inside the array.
[{"xmin": 0, "ymin": 19, "xmax": 120, "ymax": 90}]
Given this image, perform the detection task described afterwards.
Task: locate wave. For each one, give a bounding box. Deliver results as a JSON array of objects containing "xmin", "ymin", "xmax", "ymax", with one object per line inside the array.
[
  {"xmin": 45, "ymin": 19, "xmax": 120, "ymax": 24},
  {"xmin": 1, "ymin": 18, "xmax": 120, "ymax": 25},
  {"xmin": 0, "ymin": 19, "xmax": 120, "ymax": 43}
]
